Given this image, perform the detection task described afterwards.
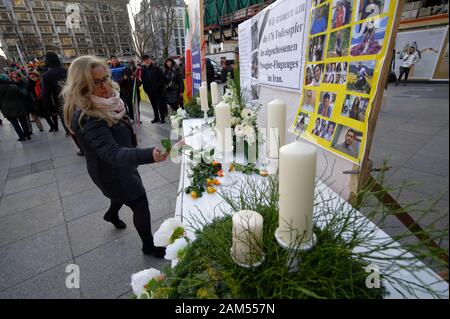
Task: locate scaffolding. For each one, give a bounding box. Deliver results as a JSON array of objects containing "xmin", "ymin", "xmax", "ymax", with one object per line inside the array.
[{"xmin": 204, "ymin": 0, "xmax": 275, "ymax": 40}]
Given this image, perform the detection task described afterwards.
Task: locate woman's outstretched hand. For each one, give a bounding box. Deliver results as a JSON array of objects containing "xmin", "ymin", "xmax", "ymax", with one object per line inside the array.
[{"xmin": 153, "ymin": 148, "xmax": 169, "ymax": 163}]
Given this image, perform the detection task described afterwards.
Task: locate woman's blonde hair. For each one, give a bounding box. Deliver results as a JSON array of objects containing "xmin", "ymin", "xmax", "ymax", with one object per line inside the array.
[{"xmin": 62, "ymin": 55, "xmax": 120, "ymax": 133}]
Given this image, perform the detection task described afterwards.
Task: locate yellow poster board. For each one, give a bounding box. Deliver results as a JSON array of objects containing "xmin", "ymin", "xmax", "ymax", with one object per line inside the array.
[{"xmin": 290, "ymin": 0, "xmax": 400, "ymax": 165}]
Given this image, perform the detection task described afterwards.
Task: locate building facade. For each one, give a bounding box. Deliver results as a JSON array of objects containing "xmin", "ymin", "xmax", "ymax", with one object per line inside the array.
[
  {"xmin": 0, "ymin": 0, "xmax": 134, "ymax": 63},
  {"xmin": 136, "ymin": 0, "xmax": 186, "ymax": 59}
]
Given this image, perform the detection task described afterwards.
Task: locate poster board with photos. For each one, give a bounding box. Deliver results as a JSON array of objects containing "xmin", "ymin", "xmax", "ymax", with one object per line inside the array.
[
  {"xmin": 290, "ymin": 0, "xmax": 400, "ymax": 165},
  {"xmin": 239, "ymin": 0, "xmax": 311, "ymax": 100}
]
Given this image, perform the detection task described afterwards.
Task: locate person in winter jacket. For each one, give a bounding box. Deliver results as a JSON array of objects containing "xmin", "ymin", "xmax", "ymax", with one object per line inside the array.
[
  {"xmin": 141, "ymin": 55, "xmax": 166, "ymax": 123},
  {"xmin": 0, "ymin": 74, "xmax": 31, "ymax": 141},
  {"xmin": 63, "ymin": 55, "xmax": 173, "ymax": 258},
  {"xmin": 163, "ymin": 58, "xmax": 183, "ymax": 113}
]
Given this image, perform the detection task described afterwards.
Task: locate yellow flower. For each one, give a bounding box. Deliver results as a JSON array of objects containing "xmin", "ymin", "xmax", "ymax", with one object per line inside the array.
[
  {"xmin": 206, "ymin": 186, "xmax": 216, "ymax": 194},
  {"xmin": 213, "ymin": 179, "xmax": 221, "ymax": 186},
  {"xmin": 259, "ymin": 170, "xmax": 269, "ymax": 177},
  {"xmin": 191, "ymin": 191, "xmax": 198, "ymax": 199}
]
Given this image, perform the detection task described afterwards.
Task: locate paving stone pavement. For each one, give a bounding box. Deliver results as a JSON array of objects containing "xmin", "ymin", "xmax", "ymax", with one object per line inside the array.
[
  {"xmin": 0, "ymin": 84, "xmax": 448, "ymax": 298},
  {"xmin": 0, "ymin": 102, "xmax": 176, "ymax": 299},
  {"xmin": 367, "ymin": 84, "xmax": 449, "ymax": 254}
]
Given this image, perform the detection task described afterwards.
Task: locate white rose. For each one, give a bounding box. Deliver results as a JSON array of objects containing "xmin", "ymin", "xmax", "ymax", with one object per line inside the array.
[
  {"xmin": 171, "ymin": 118, "xmax": 180, "ymax": 129},
  {"xmin": 177, "ymin": 108, "xmax": 188, "ymax": 118},
  {"xmin": 153, "ymin": 217, "xmax": 185, "ymax": 247},
  {"xmin": 243, "ymin": 125, "xmax": 254, "ymax": 137},
  {"xmin": 234, "ymin": 124, "xmax": 245, "ymax": 139},
  {"xmin": 243, "ymin": 125, "xmax": 256, "ymax": 145},
  {"xmin": 130, "ymin": 268, "xmax": 161, "ymax": 298},
  {"xmin": 164, "ymin": 237, "xmax": 188, "ymax": 261}
]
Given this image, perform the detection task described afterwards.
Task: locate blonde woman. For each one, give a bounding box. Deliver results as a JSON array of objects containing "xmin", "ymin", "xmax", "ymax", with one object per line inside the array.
[{"xmin": 63, "ymin": 56, "xmax": 168, "ymax": 257}]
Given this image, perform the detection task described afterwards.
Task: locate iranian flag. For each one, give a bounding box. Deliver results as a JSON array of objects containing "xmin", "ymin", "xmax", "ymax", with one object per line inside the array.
[{"xmin": 184, "ymin": 6, "xmax": 193, "ymax": 99}]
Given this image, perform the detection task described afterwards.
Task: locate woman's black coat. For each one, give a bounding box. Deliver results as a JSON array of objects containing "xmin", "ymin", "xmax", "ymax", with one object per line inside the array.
[
  {"xmin": 0, "ymin": 80, "xmax": 29, "ymax": 118},
  {"xmin": 163, "ymin": 67, "xmax": 182, "ymax": 105},
  {"xmin": 71, "ymin": 109, "xmax": 155, "ymax": 204}
]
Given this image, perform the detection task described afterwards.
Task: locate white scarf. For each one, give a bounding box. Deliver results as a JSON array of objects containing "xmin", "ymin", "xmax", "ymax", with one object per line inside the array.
[{"xmin": 90, "ymin": 91, "xmax": 126, "ymax": 120}]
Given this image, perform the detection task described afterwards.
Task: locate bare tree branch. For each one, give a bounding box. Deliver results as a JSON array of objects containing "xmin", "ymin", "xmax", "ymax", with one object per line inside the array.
[{"xmin": 130, "ymin": 0, "xmax": 179, "ymax": 60}]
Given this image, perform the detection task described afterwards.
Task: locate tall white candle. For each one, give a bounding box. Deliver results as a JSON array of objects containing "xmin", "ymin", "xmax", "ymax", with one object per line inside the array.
[
  {"xmin": 267, "ymin": 99, "xmax": 287, "ymax": 159},
  {"xmin": 199, "ymin": 85, "xmax": 209, "ymax": 113},
  {"xmin": 278, "ymin": 141, "xmax": 317, "ymax": 246},
  {"xmin": 231, "ymin": 210, "xmax": 264, "ymax": 266},
  {"xmin": 214, "ymin": 102, "xmax": 232, "ymax": 151},
  {"xmin": 210, "ymin": 82, "xmax": 219, "ymax": 106}
]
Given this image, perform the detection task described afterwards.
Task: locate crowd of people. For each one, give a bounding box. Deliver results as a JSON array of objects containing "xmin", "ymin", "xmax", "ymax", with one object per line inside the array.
[
  {"xmin": 0, "ymin": 52, "xmax": 186, "ymax": 142},
  {"xmin": 0, "ymin": 50, "xmax": 237, "ymax": 257},
  {"xmin": 0, "ymin": 52, "xmax": 190, "ymax": 258}
]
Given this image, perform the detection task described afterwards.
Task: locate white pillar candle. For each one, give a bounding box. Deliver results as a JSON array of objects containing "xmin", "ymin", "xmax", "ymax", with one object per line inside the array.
[
  {"xmin": 196, "ymin": 97, "xmax": 201, "ymax": 106},
  {"xmin": 202, "ymin": 81, "xmax": 208, "ymax": 88},
  {"xmin": 199, "ymin": 85, "xmax": 209, "ymax": 113},
  {"xmin": 231, "ymin": 210, "xmax": 264, "ymax": 266},
  {"xmin": 214, "ymin": 102, "xmax": 232, "ymax": 151},
  {"xmin": 210, "ymin": 82, "xmax": 220, "ymax": 106},
  {"xmin": 267, "ymin": 99, "xmax": 287, "ymax": 159},
  {"xmin": 278, "ymin": 141, "xmax": 317, "ymax": 246}
]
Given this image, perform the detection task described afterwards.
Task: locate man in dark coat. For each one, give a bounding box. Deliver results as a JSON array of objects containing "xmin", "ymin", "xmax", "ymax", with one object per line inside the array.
[
  {"xmin": 141, "ymin": 55, "xmax": 167, "ymax": 124},
  {"xmin": 42, "ymin": 52, "xmax": 67, "ymax": 133},
  {"xmin": 0, "ymin": 74, "xmax": 31, "ymax": 141},
  {"xmin": 42, "ymin": 52, "xmax": 84, "ymax": 155}
]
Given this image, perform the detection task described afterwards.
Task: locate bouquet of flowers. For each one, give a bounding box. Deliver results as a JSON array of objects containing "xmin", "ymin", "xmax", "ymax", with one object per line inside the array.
[
  {"xmin": 222, "ymin": 76, "xmax": 261, "ymax": 161},
  {"xmin": 130, "ymin": 217, "xmax": 190, "ymax": 299},
  {"xmin": 170, "ymin": 108, "xmax": 188, "ymax": 138}
]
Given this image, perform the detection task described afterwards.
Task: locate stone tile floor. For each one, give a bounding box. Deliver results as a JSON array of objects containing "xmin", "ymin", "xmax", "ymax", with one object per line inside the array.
[
  {"xmin": 0, "ymin": 103, "xmax": 177, "ymax": 299},
  {"xmin": 0, "ymin": 83, "xmax": 448, "ymax": 298},
  {"xmin": 368, "ymin": 84, "xmax": 449, "ymax": 253}
]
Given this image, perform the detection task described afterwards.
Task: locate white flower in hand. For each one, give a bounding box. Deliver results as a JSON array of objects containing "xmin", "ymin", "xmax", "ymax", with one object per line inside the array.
[
  {"xmin": 153, "ymin": 217, "xmax": 185, "ymax": 247},
  {"xmin": 130, "ymin": 268, "xmax": 160, "ymax": 298},
  {"xmin": 177, "ymin": 108, "xmax": 188, "ymax": 118},
  {"xmin": 164, "ymin": 237, "xmax": 188, "ymax": 260},
  {"xmin": 171, "ymin": 119, "xmax": 180, "ymax": 129}
]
